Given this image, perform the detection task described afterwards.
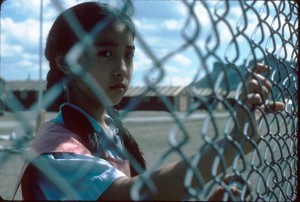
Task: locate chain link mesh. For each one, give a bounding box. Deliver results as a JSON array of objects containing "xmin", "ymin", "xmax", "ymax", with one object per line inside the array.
[{"xmin": 0, "ymin": 0, "xmax": 298, "ymax": 201}]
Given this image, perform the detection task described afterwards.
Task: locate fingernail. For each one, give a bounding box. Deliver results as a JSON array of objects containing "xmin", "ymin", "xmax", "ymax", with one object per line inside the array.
[
  {"xmin": 231, "ymin": 186, "xmax": 237, "ymax": 192},
  {"xmin": 229, "ymin": 181, "xmax": 243, "ymax": 190}
]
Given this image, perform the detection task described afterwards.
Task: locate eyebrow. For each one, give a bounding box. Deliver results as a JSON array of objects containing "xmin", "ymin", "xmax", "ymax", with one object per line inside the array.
[
  {"xmin": 95, "ymin": 41, "xmax": 135, "ymax": 49},
  {"xmin": 95, "ymin": 41, "xmax": 117, "ymax": 47},
  {"xmin": 127, "ymin": 44, "xmax": 135, "ymax": 50}
]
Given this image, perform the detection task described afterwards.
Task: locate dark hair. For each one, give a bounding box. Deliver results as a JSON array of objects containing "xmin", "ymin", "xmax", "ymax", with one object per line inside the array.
[
  {"xmin": 45, "ymin": 2, "xmax": 134, "ymax": 110},
  {"xmin": 45, "ymin": 2, "xmax": 146, "ymax": 175}
]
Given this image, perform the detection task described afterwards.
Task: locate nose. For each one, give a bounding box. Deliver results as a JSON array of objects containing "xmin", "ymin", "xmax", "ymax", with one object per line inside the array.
[{"xmin": 114, "ymin": 58, "xmax": 127, "ymax": 78}]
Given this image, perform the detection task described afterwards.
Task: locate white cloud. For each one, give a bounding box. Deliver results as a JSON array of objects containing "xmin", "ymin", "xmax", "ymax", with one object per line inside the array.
[
  {"xmin": 161, "ymin": 67, "xmax": 196, "ymax": 86},
  {"xmin": 194, "ymin": 2, "xmax": 211, "ymax": 26},
  {"xmin": 164, "ymin": 65, "xmax": 180, "ymax": 74},
  {"xmin": 1, "ymin": 44, "xmax": 23, "ymax": 57},
  {"xmin": 2, "ymin": 58, "xmax": 39, "ymax": 80},
  {"xmin": 8, "ymin": 0, "xmax": 42, "ymax": 18},
  {"xmin": 230, "ymin": 5, "xmax": 243, "ymax": 18},
  {"xmin": 164, "ymin": 20, "xmax": 182, "ymax": 31},
  {"xmin": 133, "ymin": 49, "xmax": 152, "ymax": 71},
  {"xmin": 172, "ymin": 54, "xmax": 191, "ymax": 67},
  {"xmin": 176, "ymin": 2, "xmax": 188, "ymax": 17},
  {"xmin": 134, "ymin": 19, "xmax": 158, "ymax": 31},
  {"xmin": 135, "ymin": 18, "xmax": 184, "ymax": 40},
  {"xmin": 2, "ymin": 17, "xmax": 40, "ymax": 48},
  {"xmin": 167, "ymin": 76, "xmax": 193, "ymax": 86},
  {"xmin": 135, "ymin": 35, "xmax": 184, "ymax": 60},
  {"xmin": 176, "ymin": 0, "xmax": 212, "ymax": 26}
]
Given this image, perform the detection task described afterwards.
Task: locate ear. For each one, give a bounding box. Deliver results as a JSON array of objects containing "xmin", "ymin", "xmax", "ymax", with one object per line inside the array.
[{"xmin": 55, "ymin": 55, "xmax": 69, "ymax": 74}]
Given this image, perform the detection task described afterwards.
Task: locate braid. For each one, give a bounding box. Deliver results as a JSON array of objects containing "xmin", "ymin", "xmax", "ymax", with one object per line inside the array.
[
  {"xmin": 61, "ymin": 105, "xmax": 105, "ymax": 158},
  {"xmin": 121, "ymin": 127, "xmax": 147, "ymax": 176},
  {"xmin": 62, "ymin": 104, "xmax": 146, "ymax": 176},
  {"xmin": 107, "ymin": 106, "xmax": 146, "ymax": 176},
  {"xmin": 46, "ymin": 60, "xmax": 66, "ymax": 111}
]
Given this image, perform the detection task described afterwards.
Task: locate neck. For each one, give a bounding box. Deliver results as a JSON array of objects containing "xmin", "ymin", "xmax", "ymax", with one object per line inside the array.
[{"xmin": 68, "ymin": 95, "xmax": 106, "ymax": 127}]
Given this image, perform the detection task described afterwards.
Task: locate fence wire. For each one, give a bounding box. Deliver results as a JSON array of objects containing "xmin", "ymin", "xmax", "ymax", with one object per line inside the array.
[{"xmin": 0, "ymin": 0, "xmax": 298, "ymax": 201}]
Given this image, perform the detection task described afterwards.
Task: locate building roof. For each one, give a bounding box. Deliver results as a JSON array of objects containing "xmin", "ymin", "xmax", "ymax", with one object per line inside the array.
[
  {"xmin": 0, "ymin": 77, "xmax": 6, "ymax": 83},
  {"xmin": 187, "ymin": 87, "xmax": 236, "ymax": 98},
  {"xmin": 4, "ymin": 81, "xmax": 236, "ymax": 98},
  {"xmin": 125, "ymin": 86, "xmax": 187, "ymax": 97},
  {"xmin": 5, "ymin": 80, "xmax": 46, "ymax": 91},
  {"xmin": 4, "ymin": 81, "xmax": 188, "ymax": 97}
]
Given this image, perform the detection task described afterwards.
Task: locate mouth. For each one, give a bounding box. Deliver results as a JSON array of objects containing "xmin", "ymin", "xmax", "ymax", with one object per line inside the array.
[{"xmin": 109, "ymin": 83, "xmax": 126, "ymax": 92}]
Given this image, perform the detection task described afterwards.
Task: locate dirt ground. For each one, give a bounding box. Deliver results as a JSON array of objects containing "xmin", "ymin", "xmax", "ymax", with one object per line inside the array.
[{"xmin": 0, "ymin": 110, "xmax": 296, "ymax": 200}]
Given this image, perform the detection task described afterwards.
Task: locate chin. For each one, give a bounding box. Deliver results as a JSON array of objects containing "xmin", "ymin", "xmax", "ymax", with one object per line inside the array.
[
  {"xmin": 111, "ymin": 99, "xmax": 122, "ymax": 106},
  {"xmin": 108, "ymin": 93, "xmax": 125, "ymax": 105}
]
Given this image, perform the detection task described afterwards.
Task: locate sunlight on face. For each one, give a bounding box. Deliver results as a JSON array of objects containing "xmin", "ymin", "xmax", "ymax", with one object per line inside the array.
[{"xmin": 71, "ymin": 21, "xmax": 135, "ymax": 107}]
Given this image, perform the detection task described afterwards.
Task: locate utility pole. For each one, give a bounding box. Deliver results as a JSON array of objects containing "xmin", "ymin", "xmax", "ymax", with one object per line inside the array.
[
  {"xmin": 0, "ymin": 0, "xmax": 5, "ymax": 79},
  {"xmin": 36, "ymin": 0, "xmax": 45, "ymax": 133},
  {"xmin": 38, "ymin": 0, "xmax": 43, "ymax": 108},
  {"xmin": 0, "ymin": 0, "xmax": 6, "ymax": 114}
]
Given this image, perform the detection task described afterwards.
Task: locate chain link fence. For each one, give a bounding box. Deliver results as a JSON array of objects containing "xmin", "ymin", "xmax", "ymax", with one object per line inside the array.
[{"xmin": 0, "ymin": 0, "xmax": 298, "ymax": 201}]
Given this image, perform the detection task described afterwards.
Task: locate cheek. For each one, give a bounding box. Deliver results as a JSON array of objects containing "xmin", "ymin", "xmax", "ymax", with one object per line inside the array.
[
  {"xmin": 127, "ymin": 64, "xmax": 133, "ymax": 78},
  {"xmin": 90, "ymin": 72, "xmax": 107, "ymax": 89},
  {"xmin": 87, "ymin": 60, "xmax": 109, "ymax": 78}
]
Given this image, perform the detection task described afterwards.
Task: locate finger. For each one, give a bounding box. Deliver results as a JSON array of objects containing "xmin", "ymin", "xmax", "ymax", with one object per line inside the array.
[
  {"xmin": 250, "ymin": 63, "xmax": 270, "ymax": 74},
  {"xmin": 230, "ymin": 186, "xmax": 242, "ymax": 197},
  {"xmin": 208, "ymin": 187, "xmax": 226, "ymax": 201},
  {"xmin": 229, "ymin": 186, "xmax": 250, "ymax": 201},
  {"xmin": 221, "ymin": 175, "xmax": 253, "ymax": 201},
  {"xmin": 261, "ymin": 101, "xmax": 285, "ymax": 112},
  {"xmin": 223, "ymin": 174, "xmax": 242, "ymax": 184},
  {"xmin": 244, "ymin": 93, "xmax": 263, "ymax": 108},
  {"xmin": 222, "ymin": 175, "xmax": 251, "ymax": 189},
  {"xmin": 211, "ymin": 186, "xmax": 246, "ymax": 201},
  {"xmin": 229, "ymin": 181, "xmax": 252, "ymax": 200},
  {"xmin": 247, "ymin": 73, "xmax": 272, "ymax": 92},
  {"xmin": 247, "ymin": 79, "xmax": 270, "ymax": 99}
]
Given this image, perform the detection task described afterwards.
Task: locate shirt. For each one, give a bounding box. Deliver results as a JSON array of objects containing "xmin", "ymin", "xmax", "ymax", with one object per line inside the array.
[{"xmin": 20, "ymin": 103, "xmax": 130, "ymax": 201}]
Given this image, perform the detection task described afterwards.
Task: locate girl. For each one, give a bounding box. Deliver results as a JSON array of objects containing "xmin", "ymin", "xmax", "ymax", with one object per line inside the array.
[{"xmin": 16, "ymin": 2, "xmax": 284, "ymax": 201}]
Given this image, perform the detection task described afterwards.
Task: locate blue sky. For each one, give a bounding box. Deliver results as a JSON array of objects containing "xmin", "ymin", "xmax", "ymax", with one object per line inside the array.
[{"xmin": 0, "ymin": 0, "xmax": 296, "ymax": 86}]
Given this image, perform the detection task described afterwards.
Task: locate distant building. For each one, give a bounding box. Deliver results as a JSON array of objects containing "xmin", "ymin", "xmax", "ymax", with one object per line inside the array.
[
  {"xmin": 0, "ymin": 78, "xmax": 5, "ymax": 114},
  {"xmin": 187, "ymin": 87, "xmax": 237, "ymax": 110},
  {"xmin": 3, "ymin": 80, "xmax": 236, "ymax": 112},
  {"xmin": 4, "ymin": 80, "xmax": 46, "ymax": 110},
  {"xmin": 120, "ymin": 86, "xmax": 192, "ymax": 112}
]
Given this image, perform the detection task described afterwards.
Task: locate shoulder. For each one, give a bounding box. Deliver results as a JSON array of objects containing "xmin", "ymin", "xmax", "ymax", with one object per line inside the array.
[
  {"xmin": 35, "ymin": 121, "xmax": 81, "ymax": 145},
  {"xmin": 37, "ymin": 121, "xmax": 71, "ymax": 134},
  {"xmin": 30, "ymin": 121, "xmax": 91, "ymax": 158}
]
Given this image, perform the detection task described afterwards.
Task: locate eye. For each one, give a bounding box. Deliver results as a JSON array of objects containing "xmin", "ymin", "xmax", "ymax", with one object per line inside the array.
[
  {"xmin": 126, "ymin": 50, "xmax": 135, "ymax": 59},
  {"xmin": 98, "ymin": 51, "xmax": 112, "ymax": 57}
]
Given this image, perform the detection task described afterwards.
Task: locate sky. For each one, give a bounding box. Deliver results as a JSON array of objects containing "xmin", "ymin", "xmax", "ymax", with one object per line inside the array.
[{"xmin": 0, "ymin": 0, "xmax": 297, "ymax": 86}]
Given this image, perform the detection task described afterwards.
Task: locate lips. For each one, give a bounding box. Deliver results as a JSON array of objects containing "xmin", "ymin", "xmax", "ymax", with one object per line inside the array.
[{"xmin": 109, "ymin": 83, "xmax": 126, "ymax": 92}]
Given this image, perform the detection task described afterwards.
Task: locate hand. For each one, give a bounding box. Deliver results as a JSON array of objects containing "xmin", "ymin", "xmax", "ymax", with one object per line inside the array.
[
  {"xmin": 208, "ymin": 174, "xmax": 251, "ymax": 201},
  {"xmin": 233, "ymin": 64, "xmax": 284, "ymax": 142}
]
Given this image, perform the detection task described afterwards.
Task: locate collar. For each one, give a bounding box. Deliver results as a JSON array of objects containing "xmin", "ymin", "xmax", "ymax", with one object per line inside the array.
[
  {"xmin": 62, "ymin": 103, "xmax": 103, "ymax": 134},
  {"xmin": 51, "ymin": 102, "xmax": 125, "ymax": 159},
  {"xmin": 53, "ymin": 102, "xmax": 117, "ymax": 135}
]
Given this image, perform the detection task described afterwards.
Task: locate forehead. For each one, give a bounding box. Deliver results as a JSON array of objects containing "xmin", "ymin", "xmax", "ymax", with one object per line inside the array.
[
  {"xmin": 93, "ymin": 21, "xmax": 134, "ymax": 45},
  {"xmin": 112, "ymin": 21, "xmax": 128, "ymax": 32}
]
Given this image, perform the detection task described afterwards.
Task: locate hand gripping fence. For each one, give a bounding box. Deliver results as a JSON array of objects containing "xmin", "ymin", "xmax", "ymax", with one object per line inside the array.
[{"xmin": 0, "ymin": 0, "xmax": 298, "ymax": 201}]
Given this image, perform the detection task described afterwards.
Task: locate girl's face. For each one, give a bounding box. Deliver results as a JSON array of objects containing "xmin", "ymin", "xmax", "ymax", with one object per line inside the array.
[{"xmin": 71, "ymin": 21, "xmax": 134, "ymax": 107}]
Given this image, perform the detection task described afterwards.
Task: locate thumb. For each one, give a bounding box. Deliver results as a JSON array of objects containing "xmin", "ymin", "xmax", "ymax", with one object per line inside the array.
[{"xmin": 261, "ymin": 101, "xmax": 285, "ymax": 113}]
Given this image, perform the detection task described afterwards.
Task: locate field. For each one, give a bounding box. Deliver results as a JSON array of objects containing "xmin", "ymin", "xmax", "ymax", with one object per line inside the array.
[{"xmin": 0, "ymin": 110, "xmax": 295, "ymax": 200}]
